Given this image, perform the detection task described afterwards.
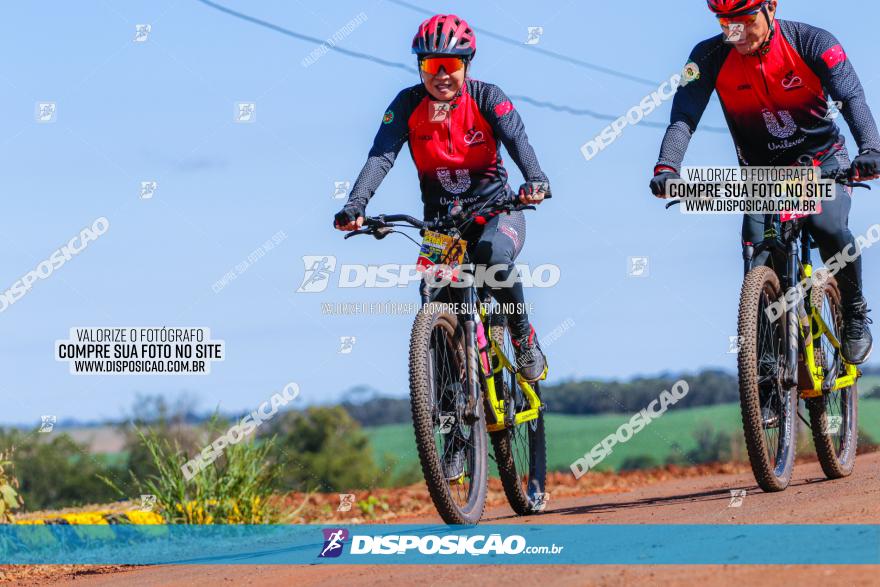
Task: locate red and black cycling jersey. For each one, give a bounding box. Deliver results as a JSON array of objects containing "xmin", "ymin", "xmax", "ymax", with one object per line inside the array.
[
  {"xmin": 657, "ymin": 20, "xmax": 880, "ymax": 171},
  {"xmin": 347, "ymin": 79, "xmax": 548, "ymax": 219}
]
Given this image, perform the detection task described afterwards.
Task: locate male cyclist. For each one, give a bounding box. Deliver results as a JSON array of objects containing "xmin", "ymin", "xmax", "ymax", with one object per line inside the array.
[
  {"xmin": 334, "ymin": 14, "xmax": 551, "ymax": 379},
  {"xmin": 650, "ymin": 0, "xmax": 880, "ymax": 364}
]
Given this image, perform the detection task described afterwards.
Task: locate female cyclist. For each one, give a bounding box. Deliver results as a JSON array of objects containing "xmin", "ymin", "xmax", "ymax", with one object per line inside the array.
[{"xmin": 334, "ymin": 14, "xmax": 552, "ymax": 382}]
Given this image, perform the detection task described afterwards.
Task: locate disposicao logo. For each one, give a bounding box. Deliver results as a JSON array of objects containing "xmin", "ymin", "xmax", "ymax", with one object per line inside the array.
[{"xmin": 319, "ymin": 528, "xmax": 349, "ymax": 558}]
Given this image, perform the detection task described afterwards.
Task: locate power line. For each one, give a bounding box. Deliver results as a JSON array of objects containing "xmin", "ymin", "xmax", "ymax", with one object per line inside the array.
[
  {"xmin": 194, "ymin": 0, "xmax": 726, "ymax": 132},
  {"xmin": 388, "ymin": 0, "xmax": 659, "ymax": 87},
  {"xmin": 508, "ymin": 96, "xmax": 726, "ymax": 132},
  {"xmin": 507, "ymin": 95, "xmax": 667, "ymax": 128},
  {"xmin": 195, "ymin": 0, "xmax": 412, "ymax": 72}
]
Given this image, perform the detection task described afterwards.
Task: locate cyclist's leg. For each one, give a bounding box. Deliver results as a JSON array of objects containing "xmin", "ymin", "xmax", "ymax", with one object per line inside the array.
[
  {"xmin": 806, "ymin": 171, "xmax": 860, "ymax": 307},
  {"xmin": 807, "ymin": 153, "xmax": 872, "ymax": 363},
  {"xmin": 468, "ymin": 209, "xmax": 545, "ymax": 380},
  {"xmin": 469, "ymin": 209, "xmax": 528, "ymax": 336}
]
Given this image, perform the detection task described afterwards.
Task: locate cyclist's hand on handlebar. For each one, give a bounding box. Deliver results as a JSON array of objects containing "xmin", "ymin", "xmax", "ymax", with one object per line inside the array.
[
  {"xmin": 333, "ymin": 205, "xmax": 365, "ymax": 231},
  {"xmin": 518, "ymin": 181, "xmax": 550, "ymax": 205},
  {"xmin": 851, "ymin": 150, "xmax": 880, "ymax": 181},
  {"xmin": 650, "ymin": 170, "xmax": 680, "ymax": 199}
]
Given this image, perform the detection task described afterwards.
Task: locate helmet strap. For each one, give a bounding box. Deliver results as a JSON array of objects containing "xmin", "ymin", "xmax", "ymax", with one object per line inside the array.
[
  {"xmin": 746, "ymin": 3, "xmax": 775, "ymax": 56},
  {"xmin": 759, "ymin": 3, "xmax": 775, "ymax": 48}
]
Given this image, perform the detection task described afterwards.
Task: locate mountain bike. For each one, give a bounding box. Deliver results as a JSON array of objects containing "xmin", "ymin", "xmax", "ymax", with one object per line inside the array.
[
  {"xmin": 737, "ymin": 169, "xmax": 870, "ymax": 491},
  {"xmin": 343, "ymin": 195, "xmax": 549, "ymax": 524},
  {"xmin": 668, "ymin": 169, "xmax": 870, "ymax": 492}
]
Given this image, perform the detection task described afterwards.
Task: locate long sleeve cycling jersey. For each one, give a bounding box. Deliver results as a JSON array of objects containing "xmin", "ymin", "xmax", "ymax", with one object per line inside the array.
[
  {"xmin": 656, "ymin": 20, "xmax": 880, "ymax": 171},
  {"xmin": 346, "ymin": 79, "xmax": 548, "ymax": 219}
]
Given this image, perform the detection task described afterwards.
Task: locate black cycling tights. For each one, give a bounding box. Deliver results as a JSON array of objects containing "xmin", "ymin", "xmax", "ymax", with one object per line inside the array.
[{"xmin": 465, "ymin": 210, "xmax": 531, "ymax": 340}]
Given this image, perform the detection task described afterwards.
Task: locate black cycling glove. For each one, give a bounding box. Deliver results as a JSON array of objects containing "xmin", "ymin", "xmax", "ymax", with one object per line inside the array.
[
  {"xmin": 518, "ymin": 181, "xmax": 551, "ymax": 198},
  {"xmin": 650, "ymin": 171, "xmax": 680, "ymax": 197},
  {"xmin": 333, "ymin": 204, "xmax": 365, "ymax": 228},
  {"xmin": 852, "ymin": 149, "xmax": 880, "ymax": 180}
]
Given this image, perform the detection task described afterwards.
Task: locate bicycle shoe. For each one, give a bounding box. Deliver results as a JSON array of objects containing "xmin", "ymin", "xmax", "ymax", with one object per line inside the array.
[
  {"xmin": 442, "ymin": 436, "xmax": 466, "ymax": 481},
  {"xmin": 512, "ymin": 325, "xmax": 546, "ymax": 382},
  {"xmin": 841, "ymin": 298, "xmax": 873, "ymax": 365}
]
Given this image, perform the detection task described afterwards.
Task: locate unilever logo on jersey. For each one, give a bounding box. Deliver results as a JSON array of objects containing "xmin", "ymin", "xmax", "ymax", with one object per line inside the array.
[{"xmin": 319, "ymin": 528, "xmax": 349, "ymax": 558}]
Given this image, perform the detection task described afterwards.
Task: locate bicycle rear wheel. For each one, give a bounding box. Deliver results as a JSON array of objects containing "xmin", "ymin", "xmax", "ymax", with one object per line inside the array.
[
  {"xmin": 488, "ymin": 313, "xmax": 547, "ymax": 515},
  {"xmin": 409, "ymin": 302, "xmax": 488, "ymax": 524},
  {"xmin": 737, "ymin": 266, "xmax": 798, "ymax": 492},
  {"xmin": 807, "ymin": 269, "xmax": 858, "ymax": 479}
]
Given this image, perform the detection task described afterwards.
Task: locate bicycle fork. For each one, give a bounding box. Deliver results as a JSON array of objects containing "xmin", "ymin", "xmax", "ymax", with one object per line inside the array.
[
  {"xmin": 744, "ymin": 239, "xmax": 802, "ymax": 388},
  {"xmin": 781, "ymin": 239, "xmax": 804, "ymax": 387},
  {"xmin": 419, "ymin": 280, "xmax": 482, "ymax": 424},
  {"xmin": 460, "ymin": 288, "xmax": 483, "ymax": 424}
]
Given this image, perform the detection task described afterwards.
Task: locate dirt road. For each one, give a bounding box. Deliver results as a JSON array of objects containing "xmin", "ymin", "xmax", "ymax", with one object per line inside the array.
[{"xmin": 27, "ymin": 453, "xmax": 880, "ymax": 586}]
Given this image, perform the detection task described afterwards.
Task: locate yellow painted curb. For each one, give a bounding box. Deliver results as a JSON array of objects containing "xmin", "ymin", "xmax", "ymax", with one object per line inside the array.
[{"xmin": 13, "ymin": 510, "xmax": 165, "ymax": 525}]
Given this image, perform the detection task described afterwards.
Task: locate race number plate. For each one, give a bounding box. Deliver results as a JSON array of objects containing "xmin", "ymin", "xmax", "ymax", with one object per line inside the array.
[{"xmin": 416, "ymin": 231, "xmax": 467, "ymax": 282}]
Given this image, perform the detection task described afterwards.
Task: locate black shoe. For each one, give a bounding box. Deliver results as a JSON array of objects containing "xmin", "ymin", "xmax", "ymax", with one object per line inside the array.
[
  {"xmin": 841, "ymin": 298, "xmax": 873, "ymax": 365},
  {"xmin": 512, "ymin": 325, "xmax": 546, "ymax": 382},
  {"xmin": 442, "ymin": 440, "xmax": 465, "ymax": 481}
]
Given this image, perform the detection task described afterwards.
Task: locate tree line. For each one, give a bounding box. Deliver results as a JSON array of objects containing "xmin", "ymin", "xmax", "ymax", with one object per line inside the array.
[{"xmin": 342, "ymin": 369, "xmax": 740, "ymax": 426}]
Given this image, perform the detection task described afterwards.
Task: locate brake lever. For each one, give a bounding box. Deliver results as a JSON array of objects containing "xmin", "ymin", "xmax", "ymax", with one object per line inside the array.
[
  {"xmin": 344, "ymin": 229, "xmax": 370, "ymax": 239},
  {"xmin": 373, "ymin": 227, "xmax": 394, "ymax": 240}
]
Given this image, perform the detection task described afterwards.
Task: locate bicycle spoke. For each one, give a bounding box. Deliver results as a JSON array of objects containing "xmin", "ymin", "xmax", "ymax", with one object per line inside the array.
[
  {"xmin": 755, "ymin": 290, "xmax": 787, "ymax": 467},
  {"xmin": 428, "ymin": 320, "xmax": 485, "ymax": 508}
]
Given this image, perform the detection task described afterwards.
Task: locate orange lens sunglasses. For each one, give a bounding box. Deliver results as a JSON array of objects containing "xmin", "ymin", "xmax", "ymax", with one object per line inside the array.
[
  {"xmin": 419, "ymin": 56, "xmax": 466, "ymax": 75},
  {"xmin": 718, "ymin": 12, "xmax": 760, "ymax": 27}
]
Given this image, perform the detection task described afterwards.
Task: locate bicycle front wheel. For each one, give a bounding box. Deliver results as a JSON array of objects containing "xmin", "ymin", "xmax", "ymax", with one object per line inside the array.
[
  {"xmin": 737, "ymin": 266, "xmax": 798, "ymax": 492},
  {"xmin": 409, "ymin": 302, "xmax": 488, "ymax": 524},
  {"xmin": 488, "ymin": 313, "xmax": 547, "ymax": 515},
  {"xmin": 807, "ymin": 269, "xmax": 858, "ymax": 479}
]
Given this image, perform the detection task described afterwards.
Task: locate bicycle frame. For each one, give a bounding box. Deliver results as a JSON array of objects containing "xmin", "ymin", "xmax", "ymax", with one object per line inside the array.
[
  {"xmin": 351, "ymin": 196, "xmax": 550, "ymax": 434},
  {"xmin": 745, "ymin": 218, "xmax": 859, "ymax": 399},
  {"xmin": 478, "ymin": 303, "xmax": 546, "ymax": 433},
  {"xmin": 420, "ymin": 271, "xmax": 547, "ymax": 432},
  {"xmin": 798, "ymin": 258, "xmax": 859, "ymax": 398}
]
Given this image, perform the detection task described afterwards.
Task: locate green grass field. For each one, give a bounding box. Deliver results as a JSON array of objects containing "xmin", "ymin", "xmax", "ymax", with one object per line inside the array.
[
  {"xmin": 861, "ymin": 375, "xmax": 880, "ymax": 396},
  {"xmin": 366, "ymin": 399, "xmax": 880, "ymax": 477}
]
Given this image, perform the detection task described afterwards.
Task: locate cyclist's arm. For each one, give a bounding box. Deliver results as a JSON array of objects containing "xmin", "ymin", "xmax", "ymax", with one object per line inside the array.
[
  {"xmin": 656, "ymin": 39, "xmax": 722, "ymax": 173},
  {"xmin": 476, "ymin": 82, "xmax": 549, "ymax": 184},
  {"xmin": 345, "ymin": 89, "xmax": 413, "ymax": 211},
  {"xmin": 784, "ymin": 21, "xmax": 880, "ymax": 154}
]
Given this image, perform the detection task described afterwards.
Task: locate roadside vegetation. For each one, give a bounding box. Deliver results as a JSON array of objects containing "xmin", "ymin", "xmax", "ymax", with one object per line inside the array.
[{"xmin": 1, "ymin": 367, "xmax": 877, "ymax": 520}]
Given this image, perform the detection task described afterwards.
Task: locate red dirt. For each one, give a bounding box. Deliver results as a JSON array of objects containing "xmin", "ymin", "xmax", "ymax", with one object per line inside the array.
[{"xmin": 4, "ymin": 453, "xmax": 879, "ymax": 586}]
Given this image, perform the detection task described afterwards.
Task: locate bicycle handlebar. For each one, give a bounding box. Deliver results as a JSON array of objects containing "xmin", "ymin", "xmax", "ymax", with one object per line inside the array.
[
  {"xmin": 343, "ymin": 193, "xmax": 550, "ymax": 240},
  {"xmin": 820, "ymin": 167, "xmax": 873, "ymax": 189}
]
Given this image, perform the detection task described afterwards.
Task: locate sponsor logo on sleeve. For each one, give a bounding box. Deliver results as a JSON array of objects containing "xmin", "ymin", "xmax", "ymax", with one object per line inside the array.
[
  {"xmin": 822, "ymin": 44, "xmax": 847, "ymax": 69},
  {"xmin": 494, "ymin": 100, "xmax": 514, "ymax": 118}
]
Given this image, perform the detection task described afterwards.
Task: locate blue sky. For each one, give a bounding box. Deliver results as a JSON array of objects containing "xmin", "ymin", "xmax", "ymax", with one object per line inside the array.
[{"xmin": 1, "ymin": 0, "xmax": 878, "ymax": 424}]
